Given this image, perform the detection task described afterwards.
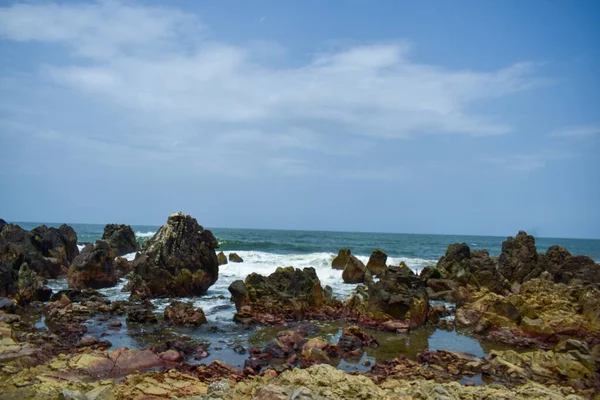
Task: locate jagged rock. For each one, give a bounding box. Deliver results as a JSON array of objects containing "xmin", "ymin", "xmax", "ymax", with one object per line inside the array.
[
  {"xmin": 342, "ymin": 256, "xmax": 369, "ymax": 284},
  {"xmin": 0, "ymin": 223, "xmax": 78, "ymax": 279},
  {"xmin": 217, "ymin": 251, "xmax": 228, "ymax": 266},
  {"xmin": 366, "ymin": 249, "xmax": 387, "ymax": 277},
  {"xmin": 332, "ymin": 248, "xmax": 351, "ymax": 270},
  {"xmin": 300, "ymin": 338, "xmax": 338, "ymax": 367},
  {"xmin": 436, "ymin": 244, "xmax": 508, "ymax": 294},
  {"xmin": 164, "ymin": 301, "xmax": 207, "ymax": 326},
  {"xmin": 0, "ymin": 218, "xmax": 6, "ymax": 232},
  {"xmin": 49, "ymin": 288, "xmax": 105, "ymax": 303},
  {"xmin": 498, "ymin": 231, "xmax": 540, "ymax": 283},
  {"xmin": 102, "ymin": 224, "xmax": 140, "ymax": 257},
  {"xmin": 419, "ymin": 265, "xmax": 441, "ymax": 281},
  {"xmin": 0, "ymin": 259, "xmax": 18, "ymax": 298},
  {"xmin": 67, "ymin": 241, "xmax": 117, "ymax": 289},
  {"xmin": 113, "ymin": 257, "xmax": 131, "ymax": 278},
  {"xmin": 15, "ymin": 263, "xmax": 52, "ymax": 305},
  {"xmin": 229, "ymin": 253, "xmax": 243, "ymax": 263},
  {"xmin": 229, "ymin": 267, "xmax": 340, "ymax": 324},
  {"xmin": 128, "ymin": 213, "xmax": 219, "ymax": 297}
]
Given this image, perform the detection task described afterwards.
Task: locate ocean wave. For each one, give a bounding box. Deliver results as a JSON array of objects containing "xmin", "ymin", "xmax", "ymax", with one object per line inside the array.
[{"xmin": 135, "ymin": 231, "xmax": 156, "ymax": 238}]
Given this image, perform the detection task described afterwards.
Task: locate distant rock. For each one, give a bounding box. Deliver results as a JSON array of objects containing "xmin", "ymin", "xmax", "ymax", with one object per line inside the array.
[
  {"xmin": 164, "ymin": 300, "xmax": 207, "ymax": 326},
  {"xmin": 102, "ymin": 224, "xmax": 140, "ymax": 257},
  {"xmin": 366, "ymin": 249, "xmax": 387, "ymax": 277},
  {"xmin": 127, "ymin": 212, "xmax": 219, "ymax": 298},
  {"xmin": 217, "ymin": 251, "xmax": 228, "ymax": 266},
  {"xmin": 229, "ymin": 253, "xmax": 243, "ymax": 263},
  {"xmin": 342, "ymin": 256, "xmax": 370, "ymax": 284},
  {"xmin": 498, "ymin": 231, "xmax": 540, "ymax": 283},
  {"xmin": 332, "ymin": 248, "xmax": 351, "ymax": 270},
  {"xmin": 67, "ymin": 240, "xmax": 117, "ymax": 289}
]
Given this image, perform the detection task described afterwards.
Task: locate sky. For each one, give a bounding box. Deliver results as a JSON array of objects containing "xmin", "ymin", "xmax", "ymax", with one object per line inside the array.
[{"xmin": 0, "ymin": 0, "xmax": 599, "ymax": 238}]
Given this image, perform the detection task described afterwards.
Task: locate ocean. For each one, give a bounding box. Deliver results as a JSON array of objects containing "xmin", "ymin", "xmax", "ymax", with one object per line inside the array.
[{"xmin": 13, "ymin": 221, "xmax": 600, "ymax": 371}]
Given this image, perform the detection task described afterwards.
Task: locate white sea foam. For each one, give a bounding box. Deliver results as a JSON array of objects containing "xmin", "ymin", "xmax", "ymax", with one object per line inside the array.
[
  {"xmin": 77, "ymin": 244, "xmax": 86, "ymax": 252},
  {"xmin": 135, "ymin": 231, "xmax": 156, "ymax": 238},
  {"xmin": 122, "ymin": 252, "xmax": 138, "ymax": 261}
]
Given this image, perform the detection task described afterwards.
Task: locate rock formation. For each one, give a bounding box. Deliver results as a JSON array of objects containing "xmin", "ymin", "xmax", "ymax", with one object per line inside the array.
[
  {"xmin": 67, "ymin": 240, "xmax": 117, "ymax": 289},
  {"xmin": 342, "ymin": 256, "xmax": 369, "ymax": 283},
  {"xmin": 102, "ymin": 224, "xmax": 140, "ymax": 256},
  {"xmin": 331, "ymin": 248, "xmax": 351, "ymax": 270},
  {"xmin": 365, "ymin": 249, "xmax": 387, "ymax": 277},
  {"xmin": 229, "ymin": 253, "xmax": 243, "ymax": 263},
  {"xmin": 164, "ymin": 301, "xmax": 207, "ymax": 326}
]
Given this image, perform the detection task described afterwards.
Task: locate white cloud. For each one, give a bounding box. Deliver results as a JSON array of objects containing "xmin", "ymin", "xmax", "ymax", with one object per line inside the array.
[
  {"xmin": 0, "ymin": 0, "xmax": 545, "ymax": 179},
  {"xmin": 483, "ymin": 151, "xmax": 574, "ymax": 172},
  {"xmin": 551, "ymin": 125, "xmax": 600, "ymax": 138}
]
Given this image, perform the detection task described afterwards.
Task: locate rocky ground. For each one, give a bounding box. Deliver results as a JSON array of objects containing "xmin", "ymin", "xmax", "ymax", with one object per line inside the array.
[{"xmin": 1, "ymin": 216, "xmax": 599, "ymax": 399}]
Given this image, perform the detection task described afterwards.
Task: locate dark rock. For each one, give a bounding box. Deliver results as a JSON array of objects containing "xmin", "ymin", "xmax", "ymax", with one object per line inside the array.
[
  {"xmin": 217, "ymin": 251, "xmax": 228, "ymax": 266},
  {"xmin": 420, "ymin": 266, "xmax": 441, "ymax": 281},
  {"xmin": 337, "ymin": 325, "xmax": 378, "ymax": 351},
  {"xmin": 15, "ymin": 263, "xmax": 52, "ymax": 305},
  {"xmin": 49, "ymin": 288, "xmax": 105, "ymax": 303},
  {"xmin": 498, "ymin": 231, "xmax": 540, "ymax": 283},
  {"xmin": 102, "ymin": 224, "xmax": 140, "ymax": 257},
  {"xmin": 229, "ymin": 266, "xmax": 340, "ymax": 324},
  {"xmin": 108, "ymin": 320, "xmax": 122, "ymax": 328},
  {"xmin": 366, "ymin": 249, "xmax": 387, "ymax": 277},
  {"xmin": 129, "ymin": 212, "xmax": 219, "ymax": 297},
  {"xmin": 332, "ymin": 248, "xmax": 351, "ymax": 270},
  {"xmin": 229, "ymin": 253, "xmax": 243, "ymax": 263},
  {"xmin": 0, "ymin": 297, "xmax": 16, "ymax": 312},
  {"xmin": 113, "ymin": 257, "xmax": 131, "ymax": 278},
  {"xmin": 0, "ymin": 218, "xmax": 6, "ymax": 232},
  {"xmin": 164, "ymin": 300, "xmax": 207, "ymax": 326},
  {"xmin": 126, "ymin": 301, "xmax": 157, "ymax": 323},
  {"xmin": 342, "ymin": 256, "xmax": 369, "ymax": 284},
  {"xmin": 78, "ymin": 335, "xmax": 99, "ymax": 347},
  {"xmin": 0, "ymin": 258, "xmax": 18, "ymax": 297},
  {"xmin": 437, "ymin": 244, "xmax": 508, "ymax": 294},
  {"xmin": 67, "ymin": 240, "xmax": 117, "ymax": 289}
]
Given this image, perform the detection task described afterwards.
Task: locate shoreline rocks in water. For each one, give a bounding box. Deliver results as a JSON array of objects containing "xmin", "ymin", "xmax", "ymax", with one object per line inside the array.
[
  {"xmin": 229, "ymin": 266, "xmax": 340, "ymax": 324},
  {"xmin": 366, "ymin": 249, "xmax": 387, "ymax": 277},
  {"xmin": 218, "ymin": 251, "xmax": 228, "ymax": 265},
  {"xmin": 229, "ymin": 252, "xmax": 243, "ymax": 263},
  {"xmin": 164, "ymin": 300, "xmax": 207, "ymax": 326},
  {"xmin": 332, "ymin": 248, "xmax": 351, "ymax": 270},
  {"xmin": 101, "ymin": 223, "xmax": 140, "ymax": 257},
  {"xmin": 127, "ymin": 212, "xmax": 220, "ymax": 298},
  {"xmin": 342, "ymin": 255, "xmax": 370, "ymax": 284}
]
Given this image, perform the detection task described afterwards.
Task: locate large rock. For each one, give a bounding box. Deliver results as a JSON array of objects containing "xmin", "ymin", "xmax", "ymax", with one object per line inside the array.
[
  {"xmin": 366, "ymin": 249, "xmax": 387, "ymax": 277},
  {"xmin": 129, "ymin": 212, "xmax": 219, "ymax": 297},
  {"xmin": 229, "ymin": 253, "xmax": 243, "ymax": 263},
  {"xmin": 540, "ymin": 246, "xmax": 600, "ymax": 284},
  {"xmin": 332, "ymin": 248, "xmax": 351, "ymax": 270},
  {"xmin": 342, "ymin": 256, "xmax": 369, "ymax": 284},
  {"xmin": 217, "ymin": 251, "xmax": 228, "ymax": 266},
  {"xmin": 228, "ymin": 266, "xmax": 339, "ymax": 324},
  {"xmin": 67, "ymin": 241, "xmax": 117, "ymax": 289},
  {"xmin": 436, "ymin": 244, "xmax": 508, "ymax": 294},
  {"xmin": 102, "ymin": 224, "xmax": 140, "ymax": 257},
  {"xmin": 0, "ymin": 223, "xmax": 79, "ymax": 279},
  {"xmin": 498, "ymin": 231, "xmax": 540, "ymax": 283},
  {"xmin": 164, "ymin": 301, "xmax": 207, "ymax": 326},
  {"xmin": 0, "ymin": 259, "xmax": 18, "ymax": 298}
]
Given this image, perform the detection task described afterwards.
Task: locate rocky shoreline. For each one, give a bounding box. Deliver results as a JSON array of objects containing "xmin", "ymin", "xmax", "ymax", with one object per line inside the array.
[{"xmin": 1, "ymin": 213, "xmax": 599, "ymax": 399}]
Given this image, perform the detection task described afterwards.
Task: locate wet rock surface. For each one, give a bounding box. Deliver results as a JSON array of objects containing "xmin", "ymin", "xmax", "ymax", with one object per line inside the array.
[
  {"xmin": 164, "ymin": 300, "xmax": 207, "ymax": 326},
  {"xmin": 366, "ymin": 249, "xmax": 388, "ymax": 277},
  {"xmin": 342, "ymin": 255, "xmax": 370, "ymax": 284},
  {"xmin": 67, "ymin": 240, "xmax": 117, "ymax": 289},
  {"xmin": 331, "ymin": 248, "xmax": 351, "ymax": 270}
]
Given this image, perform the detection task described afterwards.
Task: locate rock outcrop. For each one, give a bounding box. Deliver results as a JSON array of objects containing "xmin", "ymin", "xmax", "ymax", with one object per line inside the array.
[
  {"xmin": 229, "ymin": 267, "xmax": 340, "ymax": 324},
  {"xmin": 342, "ymin": 256, "xmax": 369, "ymax": 284},
  {"xmin": 366, "ymin": 249, "xmax": 387, "ymax": 277},
  {"xmin": 436, "ymin": 243, "xmax": 508, "ymax": 294},
  {"xmin": 67, "ymin": 241, "xmax": 117, "ymax": 289},
  {"xmin": 331, "ymin": 248, "xmax": 351, "ymax": 270},
  {"xmin": 127, "ymin": 212, "xmax": 219, "ymax": 297},
  {"xmin": 164, "ymin": 301, "xmax": 207, "ymax": 326},
  {"xmin": 498, "ymin": 231, "xmax": 541, "ymax": 283},
  {"xmin": 229, "ymin": 253, "xmax": 243, "ymax": 263},
  {"xmin": 102, "ymin": 224, "xmax": 140, "ymax": 256},
  {"xmin": 217, "ymin": 251, "xmax": 228, "ymax": 265},
  {"xmin": 0, "ymin": 223, "xmax": 79, "ymax": 278},
  {"xmin": 15, "ymin": 263, "xmax": 52, "ymax": 305}
]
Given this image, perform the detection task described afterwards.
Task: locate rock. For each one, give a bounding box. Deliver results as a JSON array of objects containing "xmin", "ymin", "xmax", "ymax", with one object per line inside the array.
[
  {"xmin": 164, "ymin": 300, "xmax": 207, "ymax": 326},
  {"xmin": 217, "ymin": 251, "xmax": 228, "ymax": 265},
  {"xmin": 229, "ymin": 252, "xmax": 243, "ymax": 263},
  {"xmin": 498, "ymin": 231, "xmax": 540, "ymax": 283},
  {"xmin": 101, "ymin": 224, "xmax": 140, "ymax": 257},
  {"xmin": 229, "ymin": 267, "xmax": 340, "ymax": 324},
  {"xmin": 342, "ymin": 256, "xmax": 369, "ymax": 284},
  {"xmin": 366, "ymin": 249, "xmax": 387, "ymax": 277},
  {"xmin": 0, "ymin": 218, "xmax": 6, "ymax": 232},
  {"xmin": 337, "ymin": 325, "xmax": 378, "ymax": 351},
  {"xmin": 0, "ymin": 259, "xmax": 18, "ymax": 298},
  {"xmin": 436, "ymin": 244, "xmax": 508, "ymax": 294},
  {"xmin": 332, "ymin": 248, "xmax": 351, "ymax": 270},
  {"xmin": 0, "ymin": 223, "xmax": 78, "ymax": 279},
  {"xmin": 78, "ymin": 335, "xmax": 99, "ymax": 347},
  {"xmin": 113, "ymin": 257, "xmax": 131, "ymax": 278},
  {"xmin": 419, "ymin": 266, "xmax": 441, "ymax": 281},
  {"xmin": 300, "ymin": 338, "xmax": 337, "ymax": 367},
  {"xmin": 15, "ymin": 263, "xmax": 52, "ymax": 305},
  {"xmin": 0, "ymin": 297, "xmax": 16, "ymax": 312},
  {"xmin": 159, "ymin": 349, "xmax": 183, "ymax": 362},
  {"xmin": 108, "ymin": 320, "xmax": 122, "ymax": 328},
  {"xmin": 67, "ymin": 241, "xmax": 117, "ymax": 289},
  {"xmin": 126, "ymin": 301, "xmax": 157, "ymax": 324},
  {"xmin": 129, "ymin": 212, "xmax": 219, "ymax": 297}
]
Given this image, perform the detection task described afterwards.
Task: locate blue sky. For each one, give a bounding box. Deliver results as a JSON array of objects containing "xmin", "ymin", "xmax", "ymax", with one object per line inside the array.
[{"xmin": 0, "ymin": 0, "xmax": 598, "ymax": 238}]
